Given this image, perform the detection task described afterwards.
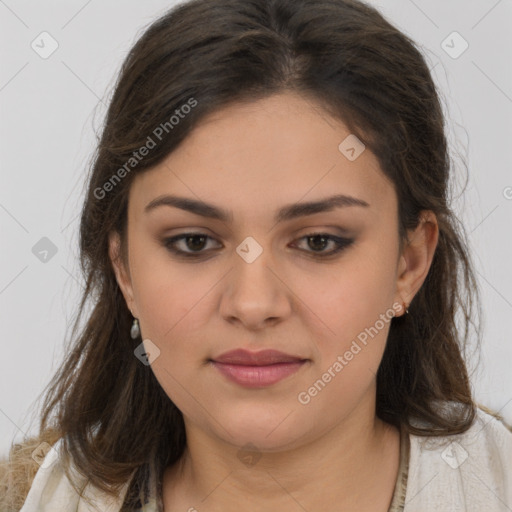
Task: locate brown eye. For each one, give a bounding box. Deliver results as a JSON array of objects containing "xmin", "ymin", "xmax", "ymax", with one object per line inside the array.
[
  {"xmin": 163, "ymin": 233, "xmax": 221, "ymax": 257},
  {"xmin": 306, "ymin": 234, "xmax": 331, "ymax": 252},
  {"xmin": 292, "ymin": 233, "xmax": 354, "ymax": 257}
]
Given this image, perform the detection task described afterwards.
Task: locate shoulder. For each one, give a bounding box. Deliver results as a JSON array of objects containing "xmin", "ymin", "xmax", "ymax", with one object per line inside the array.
[
  {"xmin": 476, "ymin": 402, "xmax": 512, "ymax": 434},
  {"xmin": 404, "ymin": 405, "xmax": 512, "ymax": 511},
  {"xmin": 14, "ymin": 436, "xmax": 136, "ymax": 512},
  {"xmin": 0, "ymin": 430, "xmax": 61, "ymax": 512}
]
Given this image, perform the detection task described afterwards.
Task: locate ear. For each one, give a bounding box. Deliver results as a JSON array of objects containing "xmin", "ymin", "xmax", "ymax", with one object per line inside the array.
[
  {"xmin": 394, "ymin": 210, "xmax": 439, "ymax": 315},
  {"xmin": 108, "ymin": 231, "xmax": 139, "ymax": 318}
]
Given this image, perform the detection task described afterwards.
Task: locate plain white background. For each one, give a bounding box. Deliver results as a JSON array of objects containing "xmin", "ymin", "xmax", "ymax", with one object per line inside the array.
[{"xmin": 1, "ymin": 0, "xmax": 511, "ymax": 457}]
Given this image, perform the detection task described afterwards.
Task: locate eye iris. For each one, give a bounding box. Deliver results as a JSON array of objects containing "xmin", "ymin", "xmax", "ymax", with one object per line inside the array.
[
  {"xmin": 187, "ymin": 235, "xmax": 207, "ymax": 251},
  {"xmin": 308, "ymin": 235, "xmax": 329, "ymax": 251}
]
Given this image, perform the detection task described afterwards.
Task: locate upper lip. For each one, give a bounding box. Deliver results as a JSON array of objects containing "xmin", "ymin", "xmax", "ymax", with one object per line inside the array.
[{"xmin": 212, "ymin": 349, "xmax": 306, "ymax": 366}]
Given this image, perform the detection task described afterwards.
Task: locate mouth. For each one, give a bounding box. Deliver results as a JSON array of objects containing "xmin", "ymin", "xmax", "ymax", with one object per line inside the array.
[{"xmin": 209, "ymin": 349, "xmax": 309, "ymax": 388}]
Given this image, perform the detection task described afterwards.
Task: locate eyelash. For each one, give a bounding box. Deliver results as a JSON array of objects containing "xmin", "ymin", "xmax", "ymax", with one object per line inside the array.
[{"xmin": 162, "ymin": 232, "xmax": 354, "ymax": 259}]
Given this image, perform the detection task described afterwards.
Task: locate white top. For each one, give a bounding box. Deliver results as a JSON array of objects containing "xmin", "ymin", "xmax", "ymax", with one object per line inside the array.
[
  {"xmin": 19, "ymin": 407, "xmax": 512, "ymax": 512},
  {"xmin": 403, "ymin": 407, "xmax": 512, "ymax": 511}
]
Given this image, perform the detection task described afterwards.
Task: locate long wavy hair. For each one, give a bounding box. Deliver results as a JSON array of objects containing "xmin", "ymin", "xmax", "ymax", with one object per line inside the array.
[{"xmin": 2, "ymin": 0, "xmax": 486, "ymax": 509}]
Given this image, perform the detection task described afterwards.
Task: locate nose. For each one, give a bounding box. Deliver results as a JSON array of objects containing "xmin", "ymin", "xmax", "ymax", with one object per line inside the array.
[{"xmin": 219, "ymin": 243, "xmax": 293, "ymax": 331}]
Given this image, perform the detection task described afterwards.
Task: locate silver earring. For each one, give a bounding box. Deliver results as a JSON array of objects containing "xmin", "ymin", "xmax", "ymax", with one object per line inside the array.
[{"xmin": 130, "ymin": 318, "xmax": 140, "ymax": 339}]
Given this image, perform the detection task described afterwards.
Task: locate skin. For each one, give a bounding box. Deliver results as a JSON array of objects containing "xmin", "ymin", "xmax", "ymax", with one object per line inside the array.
[{"xmin": 109, "ymin": 91, "xmax": 439, "ymax": 511}]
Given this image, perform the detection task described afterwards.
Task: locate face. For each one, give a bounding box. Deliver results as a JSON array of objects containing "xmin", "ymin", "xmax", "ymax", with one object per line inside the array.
[{"xmin": 110, "ymin": 91, "xmax": 435, "ymax": 453}]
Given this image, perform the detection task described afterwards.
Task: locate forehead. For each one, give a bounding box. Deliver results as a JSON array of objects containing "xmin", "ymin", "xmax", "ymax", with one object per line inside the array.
[{"xmin": 128, "ymin": 92, "xmax": 395, "ymax": 221}]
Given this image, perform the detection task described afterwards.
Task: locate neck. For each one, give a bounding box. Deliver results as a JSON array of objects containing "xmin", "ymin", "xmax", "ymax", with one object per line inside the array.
[{"xmin": 163, "ymin": 397, "xmax": 401, "ymax": 512}]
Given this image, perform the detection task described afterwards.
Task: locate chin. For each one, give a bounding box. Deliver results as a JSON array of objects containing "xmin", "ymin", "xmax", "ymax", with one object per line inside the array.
[{"xmin": 214, "ymin": 410, "xmax": 309, "ymax": 453}]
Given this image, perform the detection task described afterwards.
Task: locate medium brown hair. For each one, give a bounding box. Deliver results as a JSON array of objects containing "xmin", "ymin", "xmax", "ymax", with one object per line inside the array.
[{"xmin": 2, "ymin": 0, "xmax": 484, "ymax": 509}]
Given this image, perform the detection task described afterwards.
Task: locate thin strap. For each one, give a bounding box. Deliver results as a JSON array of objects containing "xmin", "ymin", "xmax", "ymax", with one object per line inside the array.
[{"xmin": 387, "ymin": 423, "xmax": 410, "ymax": 512}]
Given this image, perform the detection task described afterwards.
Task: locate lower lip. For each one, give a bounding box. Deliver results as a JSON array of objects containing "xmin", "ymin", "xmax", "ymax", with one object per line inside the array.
[{"xmin": 211, "ymin": 361, "xmax": 306, "ymax": 388}]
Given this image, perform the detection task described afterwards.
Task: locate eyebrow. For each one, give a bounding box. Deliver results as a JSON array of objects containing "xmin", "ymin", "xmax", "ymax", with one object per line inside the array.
[{"xmin": 144, "ymin": 193, "xmax": 370, "ymax": 223}]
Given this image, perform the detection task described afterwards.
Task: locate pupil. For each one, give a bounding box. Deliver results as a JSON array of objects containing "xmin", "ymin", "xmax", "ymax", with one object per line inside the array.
[
  {"xmin": 308, "ymin": 235, "xmax": 328, "ymax": 251},
  {"xmin": 187, "ymin": 235, "xmax": 206, "ymax": 251}
]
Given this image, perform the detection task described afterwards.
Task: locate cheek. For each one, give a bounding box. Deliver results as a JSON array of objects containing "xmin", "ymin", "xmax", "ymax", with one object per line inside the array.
[
  {"xmin": 129, "ymin": 240, "xmax": 218, "ymax": 340},
  {"xmin": 131, "ymin": 259, "xmax": 215, "ymax": 416},
  {"xmin": 291, "ymin": 243, "xmax": 399, "ymax": 396},
  {"xmin": 300, "ymin": 249, "xmax": 397, "ymax": 335},
  {"xmin": 295, "ymin": 263, "xmax": 397, "ymax": 418}
]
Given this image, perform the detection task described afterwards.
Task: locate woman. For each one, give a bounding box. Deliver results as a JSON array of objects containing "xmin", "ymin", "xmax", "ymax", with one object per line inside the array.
[{"xmin": 2, "ymin": 0, "xmax": 511, "ymax": 510}]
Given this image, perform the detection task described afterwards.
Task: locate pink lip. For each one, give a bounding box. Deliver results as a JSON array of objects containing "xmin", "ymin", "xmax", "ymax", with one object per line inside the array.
[{"xmin": 211, "ymin": 349, "xmax": 308, "ymax": 388}]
